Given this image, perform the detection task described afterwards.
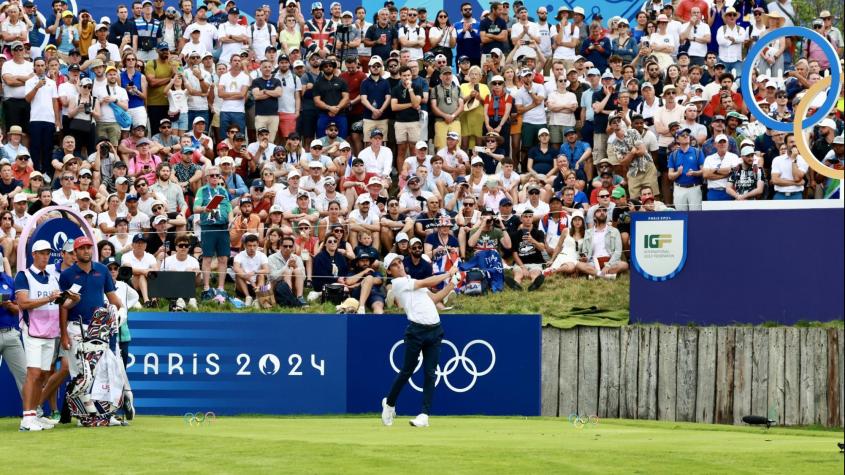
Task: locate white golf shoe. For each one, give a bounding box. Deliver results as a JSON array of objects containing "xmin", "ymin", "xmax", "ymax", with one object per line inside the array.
[
  {"xmin": 19, "ymin": 417, "xmax": 43, "ymax": 431},
  {"xmin": 381, "ymin": 398, "xmax": 395, "ymax": 426},
  {"xmin": 409, "ymin": 413, "xmax": 430, "ymax": 427}
]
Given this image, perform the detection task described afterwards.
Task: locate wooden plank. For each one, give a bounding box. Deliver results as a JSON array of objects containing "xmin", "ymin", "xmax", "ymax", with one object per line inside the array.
[
  {"xmin": 767, "ymin": 328, "xmax": 786, "ymax": 426},
  {"xmin": 813, "ymin": 328, "xmax": 828, "ymax": 426},
  {"xmin": 733, "ymin": 328, "xmax": 753, "ymax": 424},
  {"xmin": 637, "ymin": 327, "xmax": 659, "ymax": 420},
  {"xmin": 557, "ymin": 329, "xmax": 579, "ymax": 418},
  {"xmin": 675, "ymin": 327, "xmax": 698, "ymax": 422},
  {"xmin": 714, "ymin": 327, "xmax": 735, "ymax": 424},
  {"xmin": 783, "ymin": 328, "xmax": 801, "ymax": 426},
  {"xmin": 619, "ymin": 327, "xmax": 639, "ymax": 419},
  {"xmin": 577, "ymin": 327, "xmax": 599, "ymax": 417},
  {"xmin": 695, "ymin": 328, "xmax": 717, "ymax": 424},
  {"xmin": 751, "ymin": 328, "xmax": 769, "ymax": 418},
  {"xmin": 799, "ymin": 328, "xmax": 815, "ymax": 426},
  {"xmin": 826, "ymin": 329, "xmax": 841, "ymax": 428},
  {"xmin": 541, "ymin": 327, "xmax": 561, "ymax": 417},
  {"xmin": 657, "ymin": 327, "xmax": 678, "ymax": 421},
  {"xmin": 598, "ymin": 327, "xmax": 621, "ymax": 419}
]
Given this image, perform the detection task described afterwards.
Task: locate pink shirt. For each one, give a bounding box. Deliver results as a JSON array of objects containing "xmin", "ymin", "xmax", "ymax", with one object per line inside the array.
[{"xmin": 129, "ymin": 154, "xmax": 162, "ymax": 185}]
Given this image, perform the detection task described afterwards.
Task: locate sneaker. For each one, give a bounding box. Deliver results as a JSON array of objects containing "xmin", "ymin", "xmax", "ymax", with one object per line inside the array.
[
  {"xmin": 542, "ymin": 268, "xmax": 553, "ymax": 277},
  {"xmin": 201, "ymin": 288, "xmax": 215, "ymax": 301},
  {"xmin": 527, "ymin": 274, "xmax": 545, "ymax": 292},
  {"xmin": 109, "ymin": 416, "xmax": 129, "ymax": 426},
  {"xmin": 409, "ymin": 413, "xmax": 430, "ymax": 427},
  {"xmin": 215, "ymin": 289, "xmax": 229, "ymax": 300},
  {"xmin": 124, "ymin": 390, "xmax": 135, "ymax": 421},
  {"xmin": 50, "ymin": 412, "xmax": 61, "ymax": 423},
  {"xmin": 37, "ymin": 416, "xmax": 57, "ymax": 428},
  {"xmin": 244, "ymin": 296, "xmax": 254, "ymax": 307},
  {"xmin": 297, "ymin": 296, "xmax": 307, "ymax": 306},
  {"xmin": 381, "ymin": 398, "xmax": 395, "ymax": 426},
  {"xmin": 187, "ymin": 298, "xmax": 199, "ymax": 310},
  {"xmin": 175, "ymin": 298, "xmax": 186, "ymax": 308},
  {"xmin": 442, "ymin": 290, "xmax": 457, "ymax": 306},
  {"xmin": 504, "ymin": 276, "xmax": 523, "ymax": 291},
  {"xmin": 19, "ymin": 417, "xmax": 43, "ymax": 431},
  {"xmin": 357, "ymin": 305, "xmax": 366, "ymax": 314},
  {"xmin": 602, "ymin": 273, "xmax": 618, "ymax": 280}
]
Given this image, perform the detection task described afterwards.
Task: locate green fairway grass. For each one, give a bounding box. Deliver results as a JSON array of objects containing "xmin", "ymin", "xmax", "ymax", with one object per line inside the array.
[{"xmin": 2, "ymin": 416, "xmax": 842, "ymax": 474}]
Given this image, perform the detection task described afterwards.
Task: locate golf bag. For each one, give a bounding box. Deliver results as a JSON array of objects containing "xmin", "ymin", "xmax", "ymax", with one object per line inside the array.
[{"xmin": 66, "ymin": 306, "xmax": 127, "ymax": 427}]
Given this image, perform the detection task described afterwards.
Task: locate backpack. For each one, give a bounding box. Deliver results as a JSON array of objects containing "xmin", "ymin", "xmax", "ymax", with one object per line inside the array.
[
  {"xmin": 462, "ymin": 268, "xmax": 488, "ymax": 296},
  {"xmin": 321, "ymin": 283, "xmax": 348, "ymax": 305}
]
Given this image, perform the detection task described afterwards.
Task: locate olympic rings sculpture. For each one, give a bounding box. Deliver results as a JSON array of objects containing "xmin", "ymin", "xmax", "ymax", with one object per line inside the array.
[
  {"xmin": 741, "ymin": 26, "xmax": 843, "ymax": 181},
  {"xmin": 567, "ymin": 414, "xmax": 600, "ymax": 429},
  {"xmin": 184, "ymin": 412, "xmax": 217, "ymax": 426}
]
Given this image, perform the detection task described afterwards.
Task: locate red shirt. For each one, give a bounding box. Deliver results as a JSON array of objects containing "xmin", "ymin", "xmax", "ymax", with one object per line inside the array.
[
  {"xmin": 340, "ymin": 70, "xmax": 367, "ymax": 116},
  {"xmin": 341, "ymin": 171, "xmax": 377, "ymax": 196},
  {"xmin": 676, "ymin": 0, "xmax": 710, "ymax": 22},
  {"xmin": 484, "ymin": 91, "xmax": 514, "ymax": 118},
  {"xmin": 13, "ymin": 165, "xmax": 33, "ymax": 189}
]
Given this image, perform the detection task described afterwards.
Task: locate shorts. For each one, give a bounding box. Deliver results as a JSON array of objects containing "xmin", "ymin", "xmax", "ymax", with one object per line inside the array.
[
  {"xmin": 170, "ymin": 111, "xmax": 189, "ymax": 131},
  {"xmin": 3, "ymin": 98, "xmax": 30, "ymax": 132},
  {"xmin": 521, "ymin": 122, "xmax": 545, "ymax": 149},
  {"xmin": 522, "ymin": 263, "xmax": 544, "ymax": 273},
  {"xmin": 278, "ymin": 112, "xmax": 298, "ymax": 138},
  {"xmin": 627, "ymin": 162, "xmax": 660, "ymax": 199},
  {"xmin": 201, "ymin": 224, "xmax": 231, "ymax": 257},
  {"xmin": 128, "ymin": 107, "xmax": 148, "ymax": 131},
  {"xmin": 298, "ymin": 109, "xmax": 319, "ymax": 139},
  {"xmin": 510, "ymin": 114, "xmax": 522, "ymax": 135},
  {"xmin": 363, "ymin": 119, "xmax": 389, "ymax": 143},
  {"xmin": 21, "ymin": 324, "xmax": 58, "ymax": 371},
  {"xmin": 394, "ymin": 120, "xmax": 420, "ymax": 143},
  {"xmin": 548, "ymin": 125, "xmax": 565, "ymax": 144}
]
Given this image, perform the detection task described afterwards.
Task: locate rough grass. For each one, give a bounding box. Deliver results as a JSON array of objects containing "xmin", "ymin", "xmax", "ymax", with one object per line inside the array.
[{"xmin": 3, "ymin": 416, "xmax": 842, "ymax": 474}]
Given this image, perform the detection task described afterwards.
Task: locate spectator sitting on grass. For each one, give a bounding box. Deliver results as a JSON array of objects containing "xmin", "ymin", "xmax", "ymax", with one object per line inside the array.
[
  {"xmin": 268, "ymin": 235, "xmax": 307, "ymax": 306},
  {"xmin": 121, "ymin": 233, "xmax": 159, "ymax": 307},
  {"xmin": 342, "ymin": 249, "xmax": 385, "ymax": 314},
  {"xmin": 509, "ymin": 209, "xmax": 546, "ymax": 291},
  {"xmin": 576, "ymin": 205, "xmax": 627, "ymax": 279},
  {"xmin": 311, "ymin": 233, "xmax": 349, "ymax": 292},
  {"xmin": 233, "ymin": 234, "xmax": 269, "ymax": 308}
]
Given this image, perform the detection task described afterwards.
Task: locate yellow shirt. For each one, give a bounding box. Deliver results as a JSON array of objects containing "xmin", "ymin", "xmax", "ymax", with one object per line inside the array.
[
  {"xmin": 145, "ymin": 59, "xmax": 174, "ymax": 106},
  {"xmin": 460, "ymin": 82, "xmax": 490, "ymax": 112},
  {"xmin": 77, "ymin": 22, "xmax": 95, "ymax": 57}
]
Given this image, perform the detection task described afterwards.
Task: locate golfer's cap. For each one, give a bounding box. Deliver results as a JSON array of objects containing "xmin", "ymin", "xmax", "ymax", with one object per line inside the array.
[
  {"xmin": 103, "ymin": 256, "xmax": 119, "ymax": 268},
  {"xmin": 499, "ymin": 197, "xmax": 513, "ymax": 207},
  {"xmin": 674, "ymin": 128, "xmax": 692, "ymax": 137},
  {"xmin": 295, "ymin": 191, "xmax": 309, "ymax": 199},
  {"xmin": 711, "ymin": 114, "xmax": 725, "ymax": 122},
  {"xmin": 394, "ymin": 232, "xmax": 409, "ymax": 243},
  {"xmin": 415, "ymin": 141, "xmax": 428, "ymax": 150},
  {"xmin": 369, "ymin": 56, "xmax": 383, "ymax": 66},
  {"xmin": 757, "ymin": 74, "xmax": 769, "ymax": 83},
  {"xmin": 819, "ymin": 118, "xmax": 837, "ymax": 129},
  {"xmin": 741, "ymin": 146, "xmax": 756, "ymax": 156},
  {"xmin": 471, "ymin": 156, "xmax": 484, "ymax": 166},
  {"xmin": 611, "ymin": 187, "xmax": 627, "ymax": 199},
  {"xmin": 63, "ymin": 153, "xmax": 78, "ymax": 164},
  {"xmin": 202, "ymin": 52, "xmax": 214, "ymax": 59},
  {"xmin": 766, "ymin": 80, "xmax": 778, "ymax": 89},
  {"xmin": 32, "ymin": 240, "xmax": 52, "ymax": 253},
  {"xmin": 124, "ymin": 193, "xmax": 139, "ymax": 202},
  {"xmin": 136, "ymin": 138, "xmax": 152, "ymax": 146},
  {"xmin": 156, "ymin": 42, "xmax": 170, "ymax": 51},
  {"xmin": 153, "ymin": 215, "xmax": 168, "ymax": 225},
  {"xmin": 251, "ymin": 179, "xmax": 264, "ymax": 190},
  {"xmin": 74, "ymin": 236, "xmax": 94, "ymax": 250},
  {"xmin": 61, "ymin": 10, "xmax": 74, "ymax": 18},
  {"xmin": 490, "ymin": 75, "xmax": 504, "ymax": 83},
  {"xmin": 519, "ymin": 68, "xmax": 533, "ymax": 77},
  {"xmin": 662, "ymin": 85, "xmax": 676, "ymax": 95},
  {"xmin": 715, "ymin": 134, "xmax": 729, "ymax": 143},
  {"xmin": 96, "ymin": 23, "xmax": 108, "ymax": 31},
  {"xmin": 724, "ymin": 7, "xmax": 737, "ymax": 15},
  {"xmin": 367, "ymin": 176, "xmax": 383, "ymax": 187},
  {"xmin": 407, "ymin": 174, "xmax": 421, "ymax": 183},
  {"xmin": 29, "ymin": 171, "xmax": 42, "ymax": 180},
  {"xmin": 383, "ymin": 252, "xmax": 403, "ymax": 269},
  {"xmin": 440, "ymin": 66, "xmax": 453, "ymax": 75},
  {"xmin": 587, "ymin": 68, "xmax": 600, "ymax": 76},
  {"xmin": 324, "ymin": 176, "xmax": 336, "ymax": 185},
  {"xmin": 217, "ymin": 142, "xmax": 230, "ymax": 151},
  {"xmin": 13, "ymin": 194, "xmax": 28, "ymax": 204},
  {"xmin": 77, "ymin": 191, "xmax": 91, "ymax": 201}
]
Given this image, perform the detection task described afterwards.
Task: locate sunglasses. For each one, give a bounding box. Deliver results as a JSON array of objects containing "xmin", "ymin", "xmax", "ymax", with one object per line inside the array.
[
  {"xmin": 16, "ymin": 156, "xmax": 28, "ymax": 161},
  {"xmin": 176, "ymin": 243, "xmax": 190, "ymax": 248},
  {"xmin": 490, "ymin": 81, "xmax": 503, "ymax": 85},
  {"xmin": 326, "ymin": 239, "xmax": 338, "ymax": 244},
  {"xmin": 208, "ymin": 173, "xmax": 221, "ymax": 178},
  {"xmin": 528, "ymin": 189, "xmax": 540, "ymax": 194},
  {"xmin": 281, "ymin": 244, "xmax": 294, "ymax": 248},
  {"xmin": 599, "ymin": 194, "xmax": 610, "ymax": 198},
  {"xmin": 62, "ymin": 176, "xmax": 75, "ymax": 181},
  {"xmin": 332, "ymin": 228, "xmax": 344, "ymax": 233}
]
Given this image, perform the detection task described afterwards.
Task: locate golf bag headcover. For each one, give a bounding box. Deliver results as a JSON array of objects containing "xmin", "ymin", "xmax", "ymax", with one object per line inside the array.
[{"xmin": 66, "ymin": 306, "xmax": 123, "ymax": 427}]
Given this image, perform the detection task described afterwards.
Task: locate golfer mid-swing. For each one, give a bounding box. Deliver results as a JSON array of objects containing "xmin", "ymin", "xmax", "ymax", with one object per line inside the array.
[{"xmin": 380, "ymin": 253, "xmax": 459, "ymax": 427}]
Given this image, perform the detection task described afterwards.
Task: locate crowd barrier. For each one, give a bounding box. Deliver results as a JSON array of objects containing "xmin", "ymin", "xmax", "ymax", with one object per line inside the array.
[{"xmin": 0, "ymin": 313, "xmax": 541, "ymax": 417}]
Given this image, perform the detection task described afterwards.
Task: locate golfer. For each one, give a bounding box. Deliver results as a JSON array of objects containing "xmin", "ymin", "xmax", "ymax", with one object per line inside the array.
[{"xmin": 381, "ymin": 253, "xmax": 459, "ymax": 428}]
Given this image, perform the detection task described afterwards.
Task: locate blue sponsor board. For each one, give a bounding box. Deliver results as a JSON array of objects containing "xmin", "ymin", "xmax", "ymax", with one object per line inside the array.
[
  {"xmin": 0, "ymin": 313, "xmax": 540, "ymax": 416},
  {"xmin": 631, "ymin": 209, "xmax": 844, "ymax": 325}
]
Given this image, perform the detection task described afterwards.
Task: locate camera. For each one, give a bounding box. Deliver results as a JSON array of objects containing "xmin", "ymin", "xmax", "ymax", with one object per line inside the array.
[
  {"xmin": 99, "ymin": 143, "xmax": 110, "ymax": 154},
  {"xmin": 336, "ymin": 24, "xmax": 350, "ymax": 34},
  {"xmin": 84, "ymin": 104, "xmax": 92, "ymax": 114}
]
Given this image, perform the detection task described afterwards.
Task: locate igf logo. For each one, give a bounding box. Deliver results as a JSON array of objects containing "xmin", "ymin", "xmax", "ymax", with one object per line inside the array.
[{"xmin": 645, "ymin": 234, "xmax": 672, "ymax": 249}]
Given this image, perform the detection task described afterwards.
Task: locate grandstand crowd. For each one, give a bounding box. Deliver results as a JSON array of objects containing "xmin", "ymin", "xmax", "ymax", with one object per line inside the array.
[{"xmin": 0, "ymin": 0, "xmax": 843, "ymax": 312}]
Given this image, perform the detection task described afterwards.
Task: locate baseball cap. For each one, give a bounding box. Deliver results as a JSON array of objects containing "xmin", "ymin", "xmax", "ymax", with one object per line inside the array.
[
  {"xmin": 132, "ymin": 234, "xmax": 147, "ymax": 243},
  {"xmin": 13, "ymin": 194, "xmax": 28, "ymax": 204},
  {"xmin": 587, "ymin": 68, "xmax": 601, "ymax": 76},
  {"xmin": 674, "ymin": 128, "xmax": 692, "ymax": 138},
  {"xmin": 367, "ymin": 177, "xmax": 383, "ymax": 187},
  {"xmin": 415, "ymin": 141, "xmax": 428, "ymax": 150},
  {"xmin": 611, "ymin": 187, "xmax": 627, "ymax": 199},
  {"xmin": 269, "ymin": 205, "xmax": 284, "ymax": 214},
  {"xmin": 499, "ymin": 197, "xmax": 513, "ymax": 207},
  {"xmin": 741, "ymin": 146, "xmax": 756, "ymax": 156},
  {"xmin": 819, "ymin": 118, "xmax": 837, "ymax": 130},
  {"xmin": 293, "ymin": 59, "xmax": 305, "ymax": 68},
  {"xmin": 383, "ymin": 253, "xmax": 403, "ymax": 269},
  {"xmin": 32, "ymin": 240, "xmax": 51, "ymax": 253},
  {"xmin": 115, "ymin": 176, "xmax": 130, "ymax": 185},
  {"xmin": 409, "ymin": 237, "xmax": 422, "ymax": 246},
  {"xmin": 310, "ymin": 139, "xmax": 324, "ymax": 149},
  {"xmin": 251, "ymin": 179, "xmax": 264, "ymax": 190},
  {"xmin": 370, "ymin": 128, "xmax": 384, "ymax": 138},
  {"xmin": 471, "ymin": 156, "xmax": 484, "ymax": 166},
  {"xmin": 240, "ymin": 196, "xmax": 254, "ymax": 205},
  {"xmin": 62, "ymin": 239, "xmax": 75, "ymax": 253},
  {"xmin": 153, "ymin": 215, "xmax": 169, "ymax": 225},
  {"xmin": 394, "ymin": 232, "xmax": 409, "ymax": 243},
  {"xmin": 538, "ymin": 128, "xmax": 550, "ymax": 137},
  {"xmin": 103, "ymin": 256, "xmax": 119, "ymax": 268},
  {"xmin": 715, "ymin": 134, "xmax": 728, "ymax": 143},
  {"xmin": 601, "ymin": 70, "xmax": 614, "ymax": 80},
  {"xmin": 356, "ymin": 194, "xmax": 372, "ymax": 205},
  {"xmin": 73, "ymin": 236, "xmax": 94, "ymax": 250},
  {"xmin": 447, "ymin": 131, "xmax": 460, "ymax": 141}
]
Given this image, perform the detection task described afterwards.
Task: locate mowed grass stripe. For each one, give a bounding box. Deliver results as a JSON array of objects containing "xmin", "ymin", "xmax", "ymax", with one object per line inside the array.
[{"xmin": 2, "ymin": 417, "xmax": 841, "ymax": 474}]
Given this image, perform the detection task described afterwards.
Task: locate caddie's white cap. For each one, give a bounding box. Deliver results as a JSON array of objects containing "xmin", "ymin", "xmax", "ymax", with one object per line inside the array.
[{"xmin": 32, "ymin": 240, "xmax": 51, "ymax": 252}]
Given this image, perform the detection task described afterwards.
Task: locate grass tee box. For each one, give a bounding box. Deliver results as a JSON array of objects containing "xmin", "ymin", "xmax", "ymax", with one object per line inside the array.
[{"xmin": 1, "ymin": 416, "xmax": 841, "ymax": 474}]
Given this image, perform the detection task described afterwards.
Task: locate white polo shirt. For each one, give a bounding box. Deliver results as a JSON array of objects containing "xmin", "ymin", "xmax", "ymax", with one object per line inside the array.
[
  {"xmin": 771, "ymin": 154, "xmax": 808, "ymax": 193},
  {"xmin": 703, "ymin": 152, "xmax": 741, "ymax": 189},
  {"xmin": 391, "ymin": 275, "xmax": 439, "ymax": 325}
]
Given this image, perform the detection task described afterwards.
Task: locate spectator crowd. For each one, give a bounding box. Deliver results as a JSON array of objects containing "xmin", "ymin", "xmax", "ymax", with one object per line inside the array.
[{"xmin": 0, "ymin": 0, "xmax": 843, "ymax": 313}]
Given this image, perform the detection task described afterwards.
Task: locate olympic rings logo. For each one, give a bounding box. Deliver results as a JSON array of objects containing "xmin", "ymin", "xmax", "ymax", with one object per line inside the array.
[
  {"xmin": 568, "ymin": 414, "xmax": 600, "ymax": 429},
  {"xmin": 741, "ymin": 26, "xmax": 843, "ymax": 181},
  {"xmin": 184, "ymin": 412, "xmax": 217, "ymax": 426},
  {"xmin": 389, "ymin": 339, "xmax": 496, "ymax": 393}
]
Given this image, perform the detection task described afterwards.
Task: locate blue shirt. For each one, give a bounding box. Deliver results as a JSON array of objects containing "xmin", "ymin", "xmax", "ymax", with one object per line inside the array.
[
  {"xmin": 667, "ymin": 146, "xmax": 705, "ymax": 186},
  {"xmin": 360, "ymin": 76, "xmax": 392, "ymax": 120},
  {"xmin": 454, "ymin": 21, "xmax": 481, "ymax": 61},
  {"xmin": 528, "ymin": 146, "xmax": 556, "ymax": 175},
  {"xmin": 479, "ymin": 17, "xmax": 508, "ymax": 54},
  {"xmin": 403, "ymin": 255, "xmax": 433, "ymax": 280},
  {"xmin": 59, "ymin": 262, "xmax": 116, "ymax": 325},
  {"xmin": 0, "ymin": 273, "xmax": 17, "ymax": 329},
  {"xmin": 559, "ymin": 141, "xmax": 590, "ymax": 172}
]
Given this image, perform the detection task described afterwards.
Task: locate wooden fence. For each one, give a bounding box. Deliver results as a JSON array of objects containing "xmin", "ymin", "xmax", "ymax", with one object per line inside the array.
[{"xmin": 541, "ymin": 326, "xmax": 844, "ymax": 428}]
